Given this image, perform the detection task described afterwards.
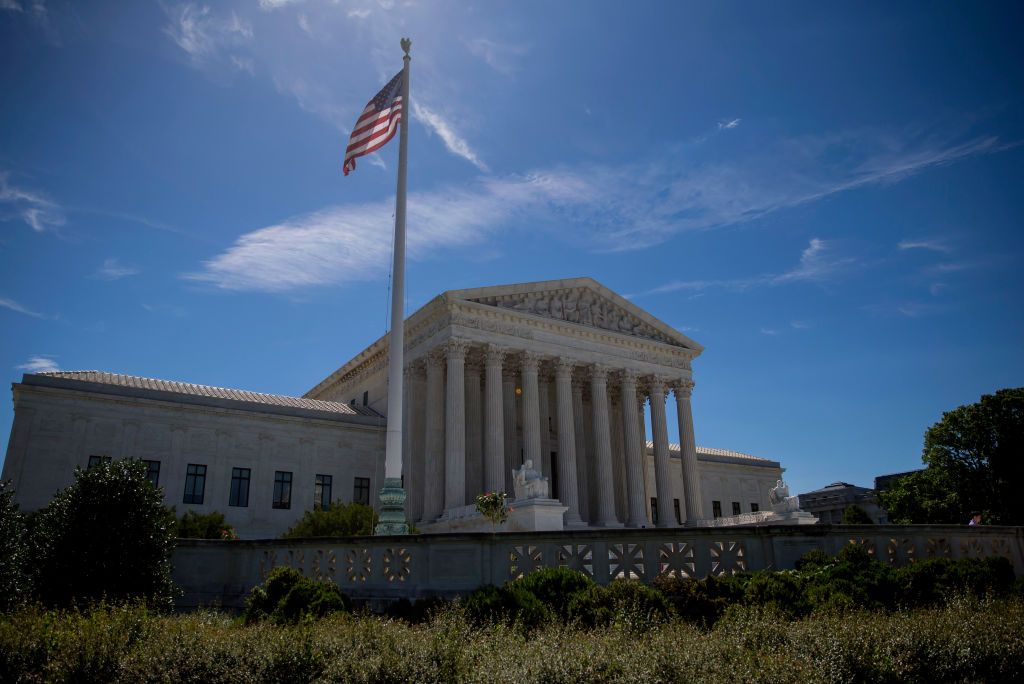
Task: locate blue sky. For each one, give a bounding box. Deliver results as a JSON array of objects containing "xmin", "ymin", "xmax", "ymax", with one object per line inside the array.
[{"xmin": 2, "ymin": 1, "xmax": 1022, "ymax": 497}]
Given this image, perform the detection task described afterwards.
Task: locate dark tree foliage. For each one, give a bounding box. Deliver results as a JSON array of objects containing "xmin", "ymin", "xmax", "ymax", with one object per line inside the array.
[
  {"xmin": 29, "ymin": 459, "xmax": 177, "ymax": 610},
  {"xmin": 0, "ymin": 481, "xmax": 29, "ymax": 612},
  {"xmin": 842, "ymin": 504, "xmax": 875, "ymax": 525},
  {"xmin": 282, "ymin": 501, "xmax": 377, "ymax": 538},
  {"xmin": 175, "ymin": 510, "xmax": 232, "ymax": 539},
  {"xmin": 879, "ymin": 387, "xmax": 1023, "ymax": 525}
]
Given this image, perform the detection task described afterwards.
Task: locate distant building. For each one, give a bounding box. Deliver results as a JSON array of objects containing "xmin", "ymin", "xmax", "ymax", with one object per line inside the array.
[{"xmin": 797, "ymin": 481, "xmax": 886, "ymax": 524}]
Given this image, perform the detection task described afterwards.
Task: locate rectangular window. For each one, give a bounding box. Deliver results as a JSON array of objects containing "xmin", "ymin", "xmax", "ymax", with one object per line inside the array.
[
  {"xmin": 650, "ymin": 497, "xmax": 658, "ymax": 525},
  {"xmin": 712, "ymin": 500, "xmax": 722, "ymax": 518},
  {"xmin": 732, "ymin": 501, "xmax": 742, "ymax": 516},
  {"xmin": 183, "ymin": 463, "xmax": 207, "ymax": 505},
  {"xmin": 229, "ymin": 467, "xmax": 251, "ymax": 507},
  {"xmin": 353, "ymin": 477, "xmax": 370, "ymax": 505},
  {"xmin": 673, "ymin": 498, "xmax": 681, "ymax": 524},
  {"xmin": 143, "ymin": 459, "xmax": 160, "ymax": 487},
  {"xmin": 87, "ymin": 455, "xmax": 111, "ymax": 468},
  {"xmin": 315, "ymin": 474, "xmax": 332, "ymax": 511},
  {"xmin": 751, "ymin": 502, "xmax": 760, "ymax": 513},
  {"xmin": 362, "ymin": 390, "xmax": 369, "ymax": 406},
  {"xmin": 273, "ymin": 471, "xmax": 292, "ymax": 509}
]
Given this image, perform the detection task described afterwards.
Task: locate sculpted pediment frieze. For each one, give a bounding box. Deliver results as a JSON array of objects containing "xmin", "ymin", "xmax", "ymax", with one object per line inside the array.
[{"xmin": 467, "ymin": 288, "xmax": 680, "ymax": 347}]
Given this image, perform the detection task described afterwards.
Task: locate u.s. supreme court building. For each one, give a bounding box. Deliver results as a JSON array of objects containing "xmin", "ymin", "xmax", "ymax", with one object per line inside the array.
[{"xmin": 2, "ymin": 278, "xmax": 783, "ymax": 538}]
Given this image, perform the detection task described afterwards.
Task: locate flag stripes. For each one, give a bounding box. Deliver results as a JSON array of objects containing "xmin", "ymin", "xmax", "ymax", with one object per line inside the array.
[{"xmin": 343, "ymin": 71, "xmax": 404, "ymax": 176}]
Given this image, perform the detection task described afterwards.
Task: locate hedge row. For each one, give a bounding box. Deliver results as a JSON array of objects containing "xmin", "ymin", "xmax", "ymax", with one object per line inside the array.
[{"xmin": 2, "ymin": 597, "xmax": 1023, "ymax": 683}]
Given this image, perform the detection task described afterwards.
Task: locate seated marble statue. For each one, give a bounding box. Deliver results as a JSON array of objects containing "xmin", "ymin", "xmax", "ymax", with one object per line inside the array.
[
  {"xmin": 512, "ymin": 459, "xmax": 549, "ymax": 501},
  {"xmin": 768, "ymin": 479, "xmax": 790, "ymax": 506}
]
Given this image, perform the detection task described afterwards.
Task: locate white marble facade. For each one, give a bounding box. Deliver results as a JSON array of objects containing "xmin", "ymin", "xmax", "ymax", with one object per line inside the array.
[
  {"xmin": 307, "ymin": 278, "xmax": 783, "ymax": 529},
  {"xmin": 2, "ymin": 278, "xmax": 783, "ymax": 537}
]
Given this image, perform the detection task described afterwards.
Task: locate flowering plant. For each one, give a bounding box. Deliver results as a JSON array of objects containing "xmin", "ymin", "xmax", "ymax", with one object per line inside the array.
[
  {"xmin": 220, "ymin": 527, "xmax": 239, "ymax": 541},
  {"xmin": 475, "ymin": 491, "xmax": 510, "ymax": 529}
]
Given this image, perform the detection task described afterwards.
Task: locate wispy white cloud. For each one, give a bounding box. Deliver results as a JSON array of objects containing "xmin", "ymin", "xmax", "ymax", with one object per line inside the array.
[
  {"xmin": 186, "ymin": 124, "xmax": 1013, "ymax": 294},
  {"xmin": 184, "ymin": 172, "xmax": 589, "ymax": 291},
  {"xmin": 898, "ymin": 237, "xmax": 953, "ymax": 253},
  {"xmin": 718, "ymin": 118, "xmax": 741, "ymax": 130},
  {"xmin": 0, "ymin": 171, "xmax": 65, "ymax": 232},
  {"xmin": 259, "ymin": 0, "xmax": 304, "ymax": 8},
  {"xmin": 760, "ymin": 327, "xmax": 780, "ymax": 336},
  {"xmin": 465, "ymin": 37, "xmax": 529, "ymax": 75},
  {"xmin": 366, "ymin": 153, "xmax": 387, "ymax": 170},
  {"xmin": 15, "ymin": 356, "xmax": 59, "ymax": 373},
  {"xmin": 0, "ymin": 296, "xmax": 46, "ymax": 319},
  {"xmin": 412, "ymin": 102, "xmax": 489, "ymax": 171},
  {"xmin": 790, "ymin": 320, "xmax": 812, "ymax": 330},
  {"xmin": 637, "ymin": 238, "xmax": 857, "ymax": 297},
  {"xmin": 272, "ymin": 74, "xmax": 351, "ymax": 132},
  {"xmin": 93, "ymin": 258, "xmax": 140, "ymax": 281},
  {"xmin": 162, "ymin": 3, "xmax": 253, "ymax": 71},
  {"xmin": 347, "ymin": 8, "xmax": 371, "ymax": 19}
]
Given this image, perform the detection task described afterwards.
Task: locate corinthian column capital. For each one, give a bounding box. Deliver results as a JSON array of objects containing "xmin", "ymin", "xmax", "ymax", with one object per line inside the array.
[
  {"xmin": 554, "ymin": 356, "xmax": 576, "ymax": 378},
  {"xmin": 521, "ymin": 350, "xmax": 541, "ymax": 372},
  {"xmin": 673, "ymin": 378, "xmax": 695, "ymax": 399},
  {"xmin": 590, "ymin": 363, "xmax": 610, "ymax": 383},
  {"xmin": 619, "ymin": 368, "xmax": 639, "ymax": 387},
  {"xmin": 484, "ymin": 343, "xmax": 506, "ymax": 366},
  {"xmin": 445, "ymin": 337, "xmax": 470, "ymax": 361}
]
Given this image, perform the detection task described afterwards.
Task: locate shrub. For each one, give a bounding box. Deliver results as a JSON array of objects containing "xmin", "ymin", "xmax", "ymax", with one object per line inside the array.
[
  {"xmin": 174, "ymin": 510, "xmax": 236, "ymax": 539},
  {"xmin": 794, "ymin": 548, "xmax": 833, "ymax": 571},
  {"xmin": 743, "ymin": 570, "xmax": 807, "ymax": 618},
  {"xmin": 28, "ymin": 459, "xmax": 177, "ymax": 610},
  {"xmin": 0, "ymin": 481, "xmax": 29, "ymax": 613},
  {"xmin": 384, "ymin": 595, "xmax": 451, "ymax": 624},
  {"xmin": 567, "ymin": 579, "xmax": 673, "ymax": 629},
  {"xmin": 244, "ymin": 567, "xmax": 350, "ymax": 625},
  {"xmin": 652, "ymin": 573, "xmax": 746, "ymax": 627},
  {"xmin": 282, "ymin": 501, "xmax": 377, "ymax": 538},
  {"xmin": 842, "ymin": 504, "xmax": 875, "ymax": 524},
  {"xmin": 511, "ymin": 566, "xmax": 595, "ymax": 619},
  {"xmin": 462, "ymin": 584, "xmax": 550, "ymax": 630}
]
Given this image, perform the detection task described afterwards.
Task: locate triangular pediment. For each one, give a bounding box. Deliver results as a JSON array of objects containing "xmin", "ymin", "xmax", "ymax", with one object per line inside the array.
[{"xmin": 445, "ymin": 278, "xmax": 703, "ymax": 352}]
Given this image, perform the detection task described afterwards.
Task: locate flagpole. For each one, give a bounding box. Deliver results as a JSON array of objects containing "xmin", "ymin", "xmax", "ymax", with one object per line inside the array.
[{"xmin": 375, "ymin": 37, "xmax": 412, "ymax": 535}]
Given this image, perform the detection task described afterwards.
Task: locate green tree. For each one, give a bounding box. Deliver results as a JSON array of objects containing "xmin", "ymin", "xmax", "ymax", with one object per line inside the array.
[
  {"xmin": 29, "ymin": 459, "xmax": 177, "ymax": 609},
  {"xmin": 879, "ymin": 388, "xmax": 1023, "ymax": 525},
  {"xmin": 0, "ymin": 480, "xmax": 29, "ymax": 612},
  {"xmin": 282, "ymin": 501, "xmax": 377, "ymax": 538},
  {"xmin": 842, "ymin": 504, "xmax": 875, "ymax": 525},
  {"xmin": 175, "ymin": 510, "xmax": 235, "ymax": 539}
]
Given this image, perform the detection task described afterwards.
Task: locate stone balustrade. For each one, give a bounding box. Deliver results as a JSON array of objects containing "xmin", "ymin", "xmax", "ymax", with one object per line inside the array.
[{"xmin": 172, "ymin": 524, "xmax": 1024, "ymax": 609}]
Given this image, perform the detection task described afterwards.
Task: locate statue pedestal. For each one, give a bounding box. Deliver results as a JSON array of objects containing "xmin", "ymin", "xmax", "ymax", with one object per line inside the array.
[
  {"xmin": 507, "ymin": 498, "xmax": 568, "ymax": 533},
  {"xmin": 418, "ymin": 498, "xmax": 569, "ymax": 534}
]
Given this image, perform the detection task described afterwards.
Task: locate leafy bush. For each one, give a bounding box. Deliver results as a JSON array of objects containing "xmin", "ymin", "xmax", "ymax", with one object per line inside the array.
[
  {"xmin": 0, "ymin": 481, "xmax": 29, "ymax": 613},
  {"xmin": 896, "ymin": 556, "xmax": 1015, "ymax": 607},
  {"xmin": 244, "ymin": 567, "xmax": 350, "ymax": 625},
  {"xmin": 842, "ymin": 504, "xmax": 874, "ymax": 524},
  {"xmin": 384, "ymin": 595, "xmax": 451, "ymax": 624},
  {"xmin": 282, "ymin": 501, "xmax": 377, "ymax": 538},
  {"xmin": 511, "ymin": 566, "xmax": 594, "ymax": 620},
  {"xmin": 462, "ymin": 584, "xmax": 550, "ymax": 630},
  {"xmin": 742, "ymin": 570, "xmax": 807, "ymax": 618},
  {"xmin": 174, "ymin": 510, "xmax": 236, "ymax": 539},
  {"xmin": 28, "ymin": 459, "xmax": 177, "ymax": 610},
  {"xmin": 652, "ymin": 573, "xmax": 746, "ymax": 627},
  {"xmin": 567, "ymin": 579, "xmax": 673, "ymax": 629}
]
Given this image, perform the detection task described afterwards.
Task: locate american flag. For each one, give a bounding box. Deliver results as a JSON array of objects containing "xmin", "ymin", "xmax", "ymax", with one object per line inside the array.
[{"xmin": 343, "ymin": 70, "xmax": 403, "ymax": 176}]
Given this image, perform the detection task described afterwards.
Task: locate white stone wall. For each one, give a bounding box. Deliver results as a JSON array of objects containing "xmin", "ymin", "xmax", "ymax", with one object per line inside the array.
[{"xmin": 2, "ymin": 385, "xmax": 386, "ymax": 539}]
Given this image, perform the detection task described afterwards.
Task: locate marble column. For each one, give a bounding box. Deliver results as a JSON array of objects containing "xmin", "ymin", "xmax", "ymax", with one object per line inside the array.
[
  {"xmin": 590, "ymin": 364, "xmax": 621, "ymax": 527},
  {"xmin": 502, "ymin": 369, "xmax": 518, "ymax": 492},
  {"xmin": 554, "ymin": 358, "xmax": 583, "ymax": 526},
  {"xmin": 649, "ymin": 378, "xmax": 676, "ymax": 527},
  {"xmin": 406, "ymin": 363, "xmax": 426, "ymax": 522},
  {"xmin": 571, "ymin": 378, "xmax": 589, "ymax": 523},
  {"xmin": 483, "ymin": 345, "xmax": 506, "ymax": 495},
  {"xmin": 674, "ymin": 378, "xmax": 702, "ymax": 522},
  {"xmin": 444, "ymin": 339, "xmax": 468, "ymax": 512},
  {"xmin": 464, "ymin": 360, "xmax": 483, "ymax": 503},
  {"xmin": 421, "ymin": 349, "xmax": 445, "ymax": 521},
  {"xmin": 538, "ymin": 375, "xmax": 551, "ymax": 482},
  {"xmin": 619, "ymin": 370, "xmax": 648, "ymax": 527},
  {"xmin": 638, "ymin": 393, "xmax": 650, "ymax": 523},
  {"xmin": 520, "ymin": 351, "xmax": 542, "ymax": 476}
]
